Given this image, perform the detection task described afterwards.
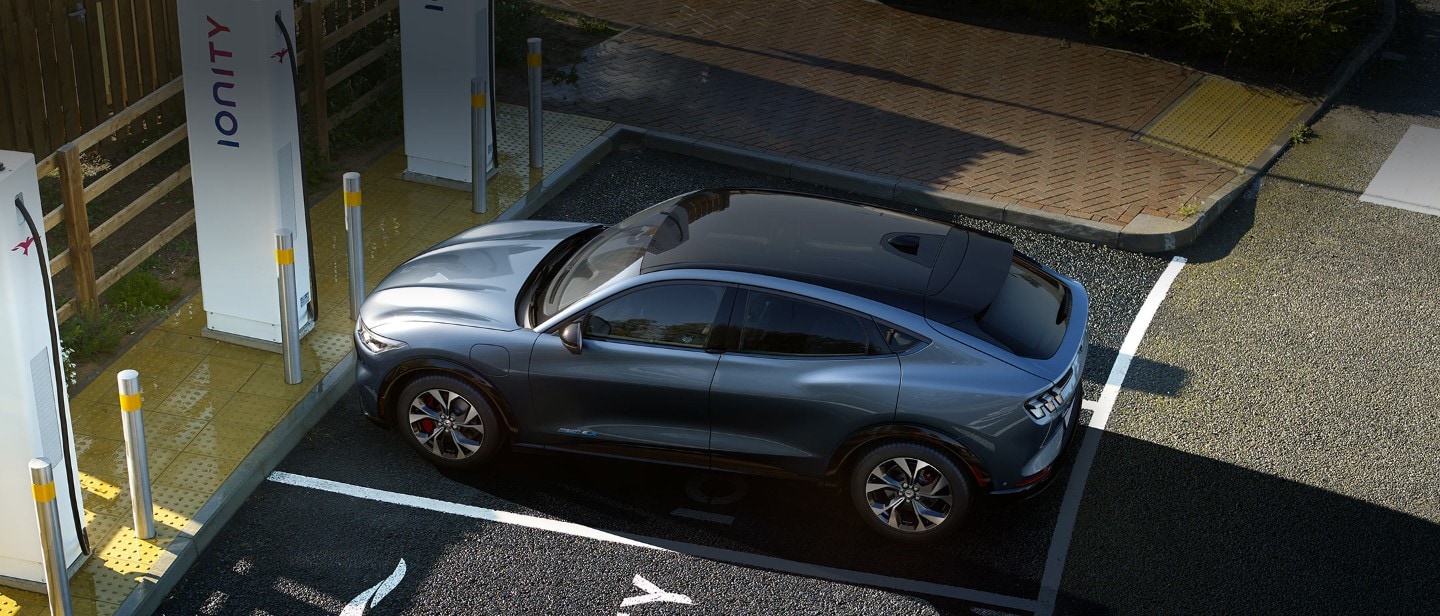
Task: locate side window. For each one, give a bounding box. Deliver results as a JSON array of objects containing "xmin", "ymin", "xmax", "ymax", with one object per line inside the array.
[
  {"xmin": 583, "ymin": 283, "xmax": 726, "ymax": 349},
  {"xmin": 739, "ymin": 291, "xmax": 875, "ymax": 357}
]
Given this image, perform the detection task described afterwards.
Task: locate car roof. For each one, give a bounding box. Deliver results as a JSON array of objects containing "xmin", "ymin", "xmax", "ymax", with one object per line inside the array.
[{"xmin": 636, "ymin": 189, "xmax": 1015, "ymax": 323}]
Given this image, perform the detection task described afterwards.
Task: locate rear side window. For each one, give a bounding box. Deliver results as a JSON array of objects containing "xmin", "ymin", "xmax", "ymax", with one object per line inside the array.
[
  {"xmin": 585, "ymin": 284, "xmax": 726, "ymax": 349},
  {"xmin": 738, "ymin": 292, "xmax": 875, "ymax": 357},
  {"xmin": 976, "ymin": 259, "xmax": 1068, "ymax": 358}
]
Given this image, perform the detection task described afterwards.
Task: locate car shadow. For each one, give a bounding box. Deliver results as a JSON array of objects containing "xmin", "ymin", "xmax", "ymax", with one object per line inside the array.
[{"xmin": 437, "ymin": 422, "xmax": 1437, "ymax": 615}]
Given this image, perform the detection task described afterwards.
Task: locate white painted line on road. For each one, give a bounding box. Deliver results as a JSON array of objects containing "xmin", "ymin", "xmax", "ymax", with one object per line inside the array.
[
  {"xmin": 1035, "ymin": 256, "xmax": 1188, "ymax": 616},
  {"xmin": 670, "ymin": 508, "xmax": 735, "ymax": 525},
  {"xmin": 268, "ymin": 471, "xmax": 1039, "ymax": 613},
  {"xmin": 1081, "ymin": 400, "xmax": 1100, "ymax": 413},
  {"xmin": 269, "ymin": 471, "xmax": 662, "ymax": 549}
]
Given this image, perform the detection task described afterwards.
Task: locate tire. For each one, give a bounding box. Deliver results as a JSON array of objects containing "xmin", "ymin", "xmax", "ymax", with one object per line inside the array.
[
  {"xmin": 394, "ymin": 375, "xmax": 503, "ymax": 470},
  {"xmin": 849, "ymin": 442, "xmax": 971, "ymax": 543}
]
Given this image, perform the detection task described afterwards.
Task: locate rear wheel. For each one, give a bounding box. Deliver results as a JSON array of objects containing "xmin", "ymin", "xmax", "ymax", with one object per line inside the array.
[
  {"xmin": 394, "ymin": 375, "xmax": 502, "ymax": 470},
  {"xmin": 849, "ymin": 442, "xmax": 970, "ymax": 543}
]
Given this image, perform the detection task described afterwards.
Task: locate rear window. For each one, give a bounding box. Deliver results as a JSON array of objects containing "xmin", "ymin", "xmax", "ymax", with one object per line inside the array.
[{"xmin": 975, "ymin": 259, "xmax": 1068, "ymax": 359}]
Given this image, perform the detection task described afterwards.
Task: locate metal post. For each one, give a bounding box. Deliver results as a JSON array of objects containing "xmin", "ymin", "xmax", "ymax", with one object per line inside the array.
[
  {"xmin": 471, "ymin": 78, "xmax": 489, "ymax": 214},
  {"xmin": 117, "ymin": 370, "xmax": 154, "ymax": 539},
  {"xmin": 527, "ymin": 38, "xmax": 543, "ymax": 170},
  {"xmin": 343, "ymin": 172, "xmax": 365, "ymax": 320},
  {"xmin": 276, "ymin": 230, "xmax": 302, "ymax": 384},
  {"xmin": 29, "ymin": 458, "xmax": 73, "ymax": 616}
]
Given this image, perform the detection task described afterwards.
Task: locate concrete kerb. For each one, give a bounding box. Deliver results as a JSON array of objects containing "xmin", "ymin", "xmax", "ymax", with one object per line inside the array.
[
  {"xmin": 116, "ymin": 352, "xmax": 356, "ymax": 616},
  {"xmin": 498, "ymin": 124, "xmax": 624, "ymax": 222},
  {"xmin": 1125, "ymin": 0, "xmax": 1397, "ymax": 252}
]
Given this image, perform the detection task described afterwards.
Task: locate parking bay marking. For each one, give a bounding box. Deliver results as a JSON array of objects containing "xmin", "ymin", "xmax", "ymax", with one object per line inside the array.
[
  {"xmin": 267, "ymin": 470, "xmax": 1040, "ymax": 612},
  {"xmin": 1035, "ymin": 255, "xmax": 1189, "ymax": 615}
]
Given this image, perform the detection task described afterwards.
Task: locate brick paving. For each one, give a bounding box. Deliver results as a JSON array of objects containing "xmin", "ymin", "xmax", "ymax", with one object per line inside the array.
[{"xmin": 539, "ymin": 0, "xmax": 1237, "ymax": 226}]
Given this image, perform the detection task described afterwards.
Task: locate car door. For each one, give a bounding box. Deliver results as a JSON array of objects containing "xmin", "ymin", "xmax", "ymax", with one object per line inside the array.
[
  {"xmin": 709, "ymin": 289, "xmax": 901, "ymax": 478},
  {"xmin": 527, "ymin": 281, "xmax": 734, "ymax": 467}
]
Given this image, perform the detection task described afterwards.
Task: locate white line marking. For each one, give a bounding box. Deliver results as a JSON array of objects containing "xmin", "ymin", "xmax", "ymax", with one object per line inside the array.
[
  {"xmin": 341, "ymin": 559, "xmax": 406, "ymax": 616},
  {"xmin": 619, "ymin": 574, "xmax": 693, "ymax": 607},
  {"xmin": 1080, "ymin": 399, "xmax": 1100, "ymax": 413},
  {"xmin": 670, "ymin": 508, "xmax": 735, "ymax": 525},
  {"xmin": 268, "ymin": 471, "xmax": 661, "ymax": 549},
  {"xmin": 267, "ymin": 471, "xmax": 1038, "ymax": 612},
  {"xmin": 1035, "ymin": 256, "xmax": 1188, "ymax": 615}
]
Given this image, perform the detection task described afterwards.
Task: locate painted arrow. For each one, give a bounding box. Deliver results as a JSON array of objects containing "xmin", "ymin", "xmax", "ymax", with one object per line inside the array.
[
  {"xmin": 619, "ymin": 574, "xmax": 693, "ymax": 608},
  {"xmin": 341, "ymin": 559, "xmax": 407, "ymax": 616}
]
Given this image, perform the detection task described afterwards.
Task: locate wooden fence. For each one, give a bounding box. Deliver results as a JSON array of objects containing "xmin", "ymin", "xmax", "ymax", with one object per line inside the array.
[
  {"xmin": 0, "ymin": 0, "xmax": 183, "ymax": 158},
  {"xmin": 26, "ymin": 0, "xmax": 402, "ymax": 322}
]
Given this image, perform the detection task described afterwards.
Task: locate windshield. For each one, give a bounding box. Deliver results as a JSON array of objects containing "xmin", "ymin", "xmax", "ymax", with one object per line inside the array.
[{"xmin": 537, "ymin": 210, "xmax": 670, "ymax": 321}]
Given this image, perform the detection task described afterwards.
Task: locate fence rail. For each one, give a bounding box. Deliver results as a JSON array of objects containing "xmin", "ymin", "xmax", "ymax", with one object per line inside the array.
[{"xmin": 17, "ymin": 0, "xmax": 402, "ymax": 324}]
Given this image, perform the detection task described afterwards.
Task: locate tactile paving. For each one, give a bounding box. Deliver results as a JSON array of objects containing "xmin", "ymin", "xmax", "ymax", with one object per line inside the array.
[
  {"xmin": 1138, "ymin": 76, "xmax": 1306, "ymax": 170},
  {"xmin": 153, "ymin": 453, "xmax": 239, "ymax": 494}
]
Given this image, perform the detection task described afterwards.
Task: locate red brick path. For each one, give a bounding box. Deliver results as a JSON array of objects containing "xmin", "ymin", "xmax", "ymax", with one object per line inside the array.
[{"xmin": 539, "ymin": 0, "xmax": 1236, "ymax": 225}]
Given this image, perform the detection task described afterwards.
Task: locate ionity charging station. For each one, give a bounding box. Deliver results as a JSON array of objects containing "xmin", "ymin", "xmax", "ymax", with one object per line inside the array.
[
  {"xmin": 0, "ymin": 150, "xmax": 88, "ymax": 591},
  {"xmin": 176, "ymin": 0, "xmax": 315, "ymax": 348},
  {"xmin": 400, "ymin": 0, "xmax": 498, "ymax": 186}
]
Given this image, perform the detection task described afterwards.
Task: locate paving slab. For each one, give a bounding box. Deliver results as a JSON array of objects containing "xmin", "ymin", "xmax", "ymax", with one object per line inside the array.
[{"xmin": 537, "ymin": 0, "xmax": 1386, "ymax": 250}]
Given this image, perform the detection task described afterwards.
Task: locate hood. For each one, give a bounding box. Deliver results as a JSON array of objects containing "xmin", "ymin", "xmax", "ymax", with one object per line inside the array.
[{"xmin": 362, "ymin": 220, "xmax": 596, "ymax": 331}]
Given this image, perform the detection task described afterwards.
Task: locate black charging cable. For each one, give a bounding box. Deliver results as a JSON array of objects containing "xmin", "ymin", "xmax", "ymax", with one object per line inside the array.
[
  {"xmin": 275, "ymin": 12, "xmax": 320, "ymax": 324},
  {"xmin": 13, "ymin": 195, "xmax": 91, "ymax": 556}
]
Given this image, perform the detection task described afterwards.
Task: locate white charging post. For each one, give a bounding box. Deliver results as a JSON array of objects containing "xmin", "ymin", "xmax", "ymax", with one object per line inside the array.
[
  {"xmin": 400, "ymin": 0, "xmax": 497, "ymax": 187},
  {"xmin": 0, "ymin": 150, "xmax": 87, "ymax": 592},
  {"xmin": 176, "ymin": 0, "xmax": 314, "ymax": 349}
]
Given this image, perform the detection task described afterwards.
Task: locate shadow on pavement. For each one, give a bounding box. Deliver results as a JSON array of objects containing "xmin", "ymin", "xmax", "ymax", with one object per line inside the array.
[
  {"xmin": 1059, "ymin": 429, "xmax": 1440, "ymax": 615},
  {"xmin": 546, "ymin": 37, "xmax": 1028, "ymax": 182}
]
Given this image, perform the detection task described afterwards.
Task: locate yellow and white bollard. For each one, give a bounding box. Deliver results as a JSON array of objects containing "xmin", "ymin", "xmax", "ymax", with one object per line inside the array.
[
  {"xmin": 471, "ymin": 78, "xmax": 489, "ymax": 214},
  {"xmin": 117, "ymin": 370, "xmax": 154, "ymax": 539},
  {"xmin": 343, "ymin": 172, "xmax": 365, "ymax": 320},
  {"xmin": 276, "ymin": 230, "xmax": 302, "ymax": 384},
  {"xmin": 29, "ymin": 458, "xmax": 73, "ymax": 616},
  {"xmin": 528, "ymin": 38, "xmax": 544, "ymax": 170}
]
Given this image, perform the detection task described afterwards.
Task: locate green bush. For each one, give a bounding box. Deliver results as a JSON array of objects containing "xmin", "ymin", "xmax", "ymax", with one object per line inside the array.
[
  {"xmin": 947, "ymin": 0, "xmax": 1377, "ymax": 71},
  {"xmin": 495, "ymin": 0, "xmax": 539, "ymax": 66},
  {"xmin": 1090, "ymin": 0, "xmax": 1372, "ymax": 69},
  {"xmin": 106, "ymin": 270, "xmax": 180, "ymax": 313},
  {"xmin": 60, "ymin": 307, "xmax": 124, "ymax": 363}
]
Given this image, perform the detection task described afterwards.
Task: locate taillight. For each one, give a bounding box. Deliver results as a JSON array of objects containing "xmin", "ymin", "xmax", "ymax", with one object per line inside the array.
[{"xmin": 1025, "ymin": 368, "xmax": 1077, "ymax": 420}]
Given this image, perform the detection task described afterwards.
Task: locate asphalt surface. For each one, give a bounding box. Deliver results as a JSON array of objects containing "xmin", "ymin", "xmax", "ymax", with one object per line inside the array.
[
  {"xmin": 158, "ymin": 141, "xmax": 1169, "ymax": 614},
  {"xmin": 1056, "ymin": 2, "xmax": 1440, "ymax": 613}
]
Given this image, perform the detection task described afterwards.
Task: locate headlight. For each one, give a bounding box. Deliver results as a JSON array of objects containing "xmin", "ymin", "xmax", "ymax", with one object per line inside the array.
[{"xmin": 357, "ymin": 320, "xmax": 407, "ymax": 354}]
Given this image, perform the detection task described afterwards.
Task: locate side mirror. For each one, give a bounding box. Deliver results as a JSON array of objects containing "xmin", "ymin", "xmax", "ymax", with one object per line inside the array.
[{"xmin": 560, "ymin": 321, "xmax": 583, "ymax": 355}]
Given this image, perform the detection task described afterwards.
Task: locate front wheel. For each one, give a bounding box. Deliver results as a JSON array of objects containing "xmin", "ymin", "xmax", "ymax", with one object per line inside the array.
[
  {"xmin": 849, "ymin": 442, "xmax": 971, "ymax": 543},
  {"xmin": 394, "ymin": 375, "xmax": 502, "ymax": 470}
]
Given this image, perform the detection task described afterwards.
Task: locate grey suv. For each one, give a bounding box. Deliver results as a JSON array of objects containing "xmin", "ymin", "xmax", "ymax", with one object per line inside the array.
[{"xmin": 354, "ymin": 188, "xmax": 1088, "ymax": 542}]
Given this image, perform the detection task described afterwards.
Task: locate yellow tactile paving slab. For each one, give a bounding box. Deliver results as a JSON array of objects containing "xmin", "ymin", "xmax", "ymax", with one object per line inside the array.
[
  {"xmin": 1138, "ymin": 75, "xmax": 1307, "ymax": 171},
  {"xmin": 0, "ymin": 103, "xmax": 611, "ymax": 614}
]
